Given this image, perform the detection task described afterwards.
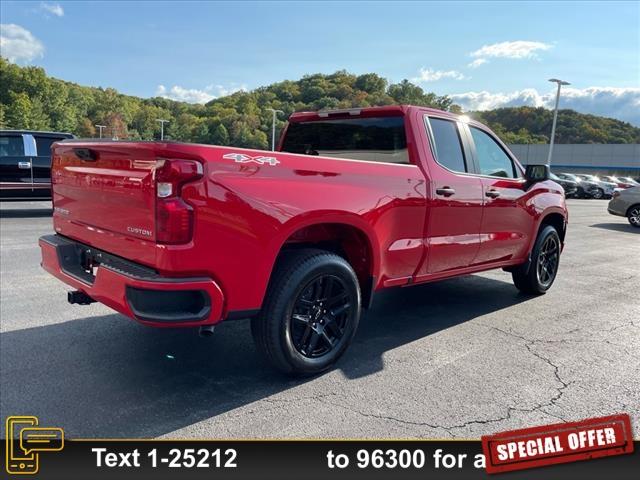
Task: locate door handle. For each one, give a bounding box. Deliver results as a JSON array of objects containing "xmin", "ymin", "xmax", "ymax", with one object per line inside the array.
[
  {"xmin": 18, "ymin": 161, "xmax": 32, "ymax": 169},
  {"xmin": 435, "ymin": 187, "xmax": 456, "ymax": 197},
  {"xmin": 485, "ymin": 189, "xmax": 500, "ymax": 198}
]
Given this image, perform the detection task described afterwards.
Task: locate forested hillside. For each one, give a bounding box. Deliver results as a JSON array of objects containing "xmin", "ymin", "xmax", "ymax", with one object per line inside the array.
[
  {"xmin": 473, "ymin": 107, "xmax": 640, "ymax": 144},
  {"xmin": 1, "ymin": 57, "xmax": 638, "ymax": 147}
]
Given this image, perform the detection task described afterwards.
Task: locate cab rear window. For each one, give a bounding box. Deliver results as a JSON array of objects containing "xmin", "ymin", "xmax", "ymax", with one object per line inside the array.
[{"xmin": 281, "ymin": 116, "xmax": 409, "ymax": 165}]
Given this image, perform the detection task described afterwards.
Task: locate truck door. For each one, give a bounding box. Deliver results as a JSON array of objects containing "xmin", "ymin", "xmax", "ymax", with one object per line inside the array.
[
  {"xmin": 0, "ymin": 133, "xmax": 32, "ymax": 198},
  {"xmin": 464, "ymin": 125, "xmax": 531, "ymax": 265},
  {"xmin": 415, "ymin": 115, "xmax": 484, "ymax": 278}
]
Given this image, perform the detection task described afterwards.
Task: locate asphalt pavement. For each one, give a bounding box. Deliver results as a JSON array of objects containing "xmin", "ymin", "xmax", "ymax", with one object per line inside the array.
[{"xmin": 1, "ymin": 199, "xmax": 638, "ymax": 439}]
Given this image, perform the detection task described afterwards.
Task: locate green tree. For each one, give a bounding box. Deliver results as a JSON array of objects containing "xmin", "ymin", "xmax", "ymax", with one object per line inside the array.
[
  {"xmin": 1, "ymin": 59, "xmax": 637, "ymax": 145},
  {"xmin": 208, "ymin": 123, "xmax": 230, "ymax": 145},
  {"xmin": 4, "ymin": 92, "xmax": 50, "ymax": 129}
]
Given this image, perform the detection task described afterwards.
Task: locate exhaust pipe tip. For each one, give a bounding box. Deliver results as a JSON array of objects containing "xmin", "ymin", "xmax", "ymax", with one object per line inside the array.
[
  {"xmin": 68, "ymin": 290, "xmax": 96, "ymax": 305},
  {"xmin": 198, "ymin": 325, "xmax": 215, "ymax": 338}
]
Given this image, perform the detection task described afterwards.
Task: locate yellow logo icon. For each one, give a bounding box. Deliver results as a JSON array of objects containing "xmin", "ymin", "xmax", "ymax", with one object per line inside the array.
[{"xmin": 5, "ymin": 416, "xmax": 64, "ymax": 475}]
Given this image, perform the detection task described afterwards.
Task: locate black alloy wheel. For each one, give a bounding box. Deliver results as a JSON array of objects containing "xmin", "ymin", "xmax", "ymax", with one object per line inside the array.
[
  {"xmin": 512, "ymin": 225, "xmax": 561, "ymax": 295},
  {"xmin": 536, "ymin": 235, "xmax": 560, "ymax": 288},
  {"xmin": 251, "ymin": 249, "xmax": 361, "ymax": 375},
  {"xmin": 289, "ymin": 275, "xmax": 351, "ymax": 358}
]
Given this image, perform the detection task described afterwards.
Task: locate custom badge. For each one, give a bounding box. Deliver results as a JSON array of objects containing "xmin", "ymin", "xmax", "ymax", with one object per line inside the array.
[{"xmin": 223, "ymin": 153, "xmax": 280, "ymax": 166}]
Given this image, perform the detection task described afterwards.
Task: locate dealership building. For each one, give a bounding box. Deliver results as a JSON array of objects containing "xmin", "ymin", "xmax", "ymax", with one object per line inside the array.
[{"xmin": 508, "ymin": 144, "xmax": 640, "ymax": 177}]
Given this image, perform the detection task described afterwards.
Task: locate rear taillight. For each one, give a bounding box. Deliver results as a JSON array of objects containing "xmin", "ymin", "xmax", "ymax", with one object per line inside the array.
[
  {"xmin": 155, "ymin": 159, "xmax": 203, "ymax": 244},
  {"xmin": 612, "ymin": 191, "xmax": 621, "ymax": 198}
]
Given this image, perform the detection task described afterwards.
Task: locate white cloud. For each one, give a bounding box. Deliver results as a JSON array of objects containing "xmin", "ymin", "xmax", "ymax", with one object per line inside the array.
[
  {"xmin": 156, "ymin": 83, "xmax": 246, "ymax": 104},
  {"xmin": 40, "ymin": 2, "xmax": 64, "ymax": 17},
  {"xmin": 0, "ymin": 24, "xmax": 45, "ymax": 63},
  {"xmin": 469, "ymin": 40, "xmax": 552, "ymax": 67},
  {"xmin": 205, "ymin": 83, "xmax": 247, "ymax": 97},
  {"xmin": 411, "ymin": 68, "xmax": 467, "ymax": 83},
  {"xmin": 467, "ymin": 58, "xmax": 487, "ymax": 69},
  {"xmin": 450, "ymin": 86, "xmax": 640, "ymax": 125}
]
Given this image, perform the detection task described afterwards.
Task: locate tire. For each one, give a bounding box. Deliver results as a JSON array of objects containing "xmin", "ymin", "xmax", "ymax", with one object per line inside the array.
[
  {"xmin": 628, "ymin": 205, "xmax": 640, "ymax": 228},
  {"xmin": 512, "ymin": 225, "xmax": 561, "ymax": 295},
  {"xmin": 251, "ymin": 249, "xmax": 361, "ymax": 375},
  {"xmin": 592, "ymin": 188, "xmax": 604, "ymax": 199}
]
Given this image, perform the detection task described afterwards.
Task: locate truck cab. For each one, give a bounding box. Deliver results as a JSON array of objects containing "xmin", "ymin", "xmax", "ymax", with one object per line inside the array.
[{"xmin": 0, "ymin": 130, "xmax": 74, "ymax": 201}]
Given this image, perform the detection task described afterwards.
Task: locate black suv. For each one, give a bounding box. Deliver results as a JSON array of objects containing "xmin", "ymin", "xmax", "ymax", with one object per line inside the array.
[
  {"xmin": 556, "ymin": 172, "xmax": 600, "ymax": 199},
  {"xmin": 550, "ymin": 172, "xmax": 578, "ymax": 197},
  {"xmin": 0, "ymin": 130, "xmax": 74, "ymax": 200}
]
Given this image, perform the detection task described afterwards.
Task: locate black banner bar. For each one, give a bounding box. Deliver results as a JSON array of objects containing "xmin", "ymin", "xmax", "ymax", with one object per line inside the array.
[{"xmin": 2, "ymin": 440, "xmax": 638, "ymax": 479}]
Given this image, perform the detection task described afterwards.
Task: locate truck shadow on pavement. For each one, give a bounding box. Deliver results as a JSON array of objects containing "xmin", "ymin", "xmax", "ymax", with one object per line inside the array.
[
  {"xmin": 0, "ymin": 275, "xmax": 531, "ymax": 438},
  {"xmin": 590, "ymin": 223, "xmax": 639, "ymax": 234},
  {"xmin": 0, "ymin": 208, "xmax": 52, "ymax": 218}
]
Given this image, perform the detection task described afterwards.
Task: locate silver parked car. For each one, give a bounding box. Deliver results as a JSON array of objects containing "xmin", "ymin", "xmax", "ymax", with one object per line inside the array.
[
  {"xmin": 608, "ymin": 186, "xmax": 640, "ymax": 228},
  {"xmin": 576, "ymin": 174, "xmax": 617, "ymax": 199}
]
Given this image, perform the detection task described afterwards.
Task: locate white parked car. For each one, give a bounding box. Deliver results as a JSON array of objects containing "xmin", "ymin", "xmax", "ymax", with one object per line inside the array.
[{"xmin": 576, "ymin": 174, "xmax": 617, "ymax": 199}]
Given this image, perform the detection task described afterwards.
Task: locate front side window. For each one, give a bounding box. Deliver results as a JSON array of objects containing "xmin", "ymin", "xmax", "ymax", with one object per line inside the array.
[
  {"xmin": 470, "ymin": 127, "xmax": 517, "ymax": 178},
  {"xmin": 427, "ymin": 117, "xmax": 467, "ymax": 173},
  {"xmin": 281, "ymin": 116, "xmax": 409, "ymax": 164},
  {"xmin": 0, "ymin": 135, "xmax": 25, "ymax": 157}
]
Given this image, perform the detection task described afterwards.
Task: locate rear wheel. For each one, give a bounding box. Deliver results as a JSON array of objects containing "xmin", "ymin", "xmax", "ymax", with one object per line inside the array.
[
  {"xmin": 512, "ymin": 225, "xmax": 561, "ymax": 295},
  {"xmin": 628, "ymin": 205, "xmax": 640, "ymax": 228},
  {"xmin": 251, "ymin": 249, "xmax": 361, "ymax": 375},
  {"xmin": 592, "ymin": 188, "xmax": 604, "ymax": 199}
]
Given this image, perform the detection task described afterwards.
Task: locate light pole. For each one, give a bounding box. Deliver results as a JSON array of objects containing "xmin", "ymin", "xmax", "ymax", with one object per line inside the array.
[
  {"xmin": 266, "ymin": 108, "xmax": 284, "ymax": 151},
  {"xmin": 547, "ymin": 78, "xmax": 570, "ymax": 165},
  {"xmin": 95, "ymin": 124, "xmax": 106, "ymax": 138},
  {"xmin": 157, "ymin": 119, "xmax": 169, "ymax": 140}
]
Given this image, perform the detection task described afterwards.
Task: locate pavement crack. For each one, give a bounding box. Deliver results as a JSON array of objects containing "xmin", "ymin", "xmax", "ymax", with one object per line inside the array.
[
  {"xmin": 477, "ymin": 325, "xmax": 575, "ymax": 420},
  {"xmin": 315, "ymin": 400, "xmax": 457, "ymax": 437}
]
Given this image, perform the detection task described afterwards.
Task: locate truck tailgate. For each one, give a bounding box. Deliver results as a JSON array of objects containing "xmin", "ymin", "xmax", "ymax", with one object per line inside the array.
[{"xmin": 52, "ymin": 142, "xmax": 158, "ymax": 266}]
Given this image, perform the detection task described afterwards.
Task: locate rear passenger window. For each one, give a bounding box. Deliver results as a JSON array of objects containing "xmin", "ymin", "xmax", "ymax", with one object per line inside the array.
[
  {"xmin": 0, "ymin": 136, "xmax": 24, "ymax": 157},
  {"xmin": 35, "ymin": 136, "xmax": 60, "ymax": 157},
  {"xmin": 427, "ymin": 117, "xmax": 467, "ymax": 173},
  {"xmin": 470, "ymin": 127, "xmax": 517, "ymax": 178}
]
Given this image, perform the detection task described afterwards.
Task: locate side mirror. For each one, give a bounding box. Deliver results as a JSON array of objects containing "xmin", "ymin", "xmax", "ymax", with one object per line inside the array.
[{"xmin": 524, "ymin": 164, "xmax": 550, "ymax": 188}]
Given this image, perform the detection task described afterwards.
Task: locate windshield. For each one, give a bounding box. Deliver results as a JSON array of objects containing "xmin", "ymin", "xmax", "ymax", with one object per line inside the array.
[
  {"xmin": 281, "ymin": 116, "xmax": 409, "ymax": 164},
  {"xmin": 560, "ymin": 173, "xmax": 579, "ymax": 182},
  {"xmin": 578, "ymin": 174, "xmax": 599, "ymax": 181}
]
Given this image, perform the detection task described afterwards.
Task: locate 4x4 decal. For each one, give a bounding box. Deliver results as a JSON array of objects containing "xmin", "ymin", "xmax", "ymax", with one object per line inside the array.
[{"xmin": 223, "ymin": 153, "xmax": 280, "ymax": 166}]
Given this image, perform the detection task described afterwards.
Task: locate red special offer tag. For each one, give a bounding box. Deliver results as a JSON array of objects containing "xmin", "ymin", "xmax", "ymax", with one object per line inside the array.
[{"xmin": 481, "ymin": 414, "xmax": 634, "ymax": 474}]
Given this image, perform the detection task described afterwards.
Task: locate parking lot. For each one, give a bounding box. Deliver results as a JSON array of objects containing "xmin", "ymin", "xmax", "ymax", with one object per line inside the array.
[{"xmin": 0, "ymin": 199, "xmax": 638, "ymax": 439}]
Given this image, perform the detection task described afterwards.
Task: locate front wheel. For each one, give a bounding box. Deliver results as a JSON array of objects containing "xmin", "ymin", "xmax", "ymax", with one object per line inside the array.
[
  {"xmin": 512, "ymin": 225, "xmax": 561, "ymax": 295},
  {"xmin": 251, "ymin": 249, "xmax": 361, "ymax": 375},
  {"xmin": 628, "ymin": 205, "xmax": 640, "ymax": 228},
  {"xmin": 592, "ymin": 188, "xmax": 604, "ymax": 199}
]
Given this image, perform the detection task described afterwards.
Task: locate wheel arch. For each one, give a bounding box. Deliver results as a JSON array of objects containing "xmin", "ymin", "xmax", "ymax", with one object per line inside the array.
[
  {"xmin": 539, "ymin": 210, "xmax": 567, "ymax": 244},
  {"xmin": 626, "ymin": 203, "xmax": 640, "ymax": 217},
  {"xmin": 514, "ymin": 207, "xmax": 567, "ymax": 276},
  {"xmin": 270, "ymin": 215, "xmax": 380, "ymax": 308}
]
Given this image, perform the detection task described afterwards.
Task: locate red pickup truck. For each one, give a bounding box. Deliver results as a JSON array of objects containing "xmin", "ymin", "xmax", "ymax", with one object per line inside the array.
[{"xmin": 40, "ymin": 105, "xmax": 567, "ymax": 374}]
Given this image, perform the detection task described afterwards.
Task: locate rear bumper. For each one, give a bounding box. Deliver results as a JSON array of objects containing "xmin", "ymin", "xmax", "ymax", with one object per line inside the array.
[{"xmin": 39, "ymin": 234, "xmax": 224, "ymax": 327}]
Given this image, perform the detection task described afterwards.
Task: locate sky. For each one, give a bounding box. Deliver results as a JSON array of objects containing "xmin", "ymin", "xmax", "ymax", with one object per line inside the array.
[{"xmin": 1, "ymin": 1, "xmax": 639, "ymax": 124}]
